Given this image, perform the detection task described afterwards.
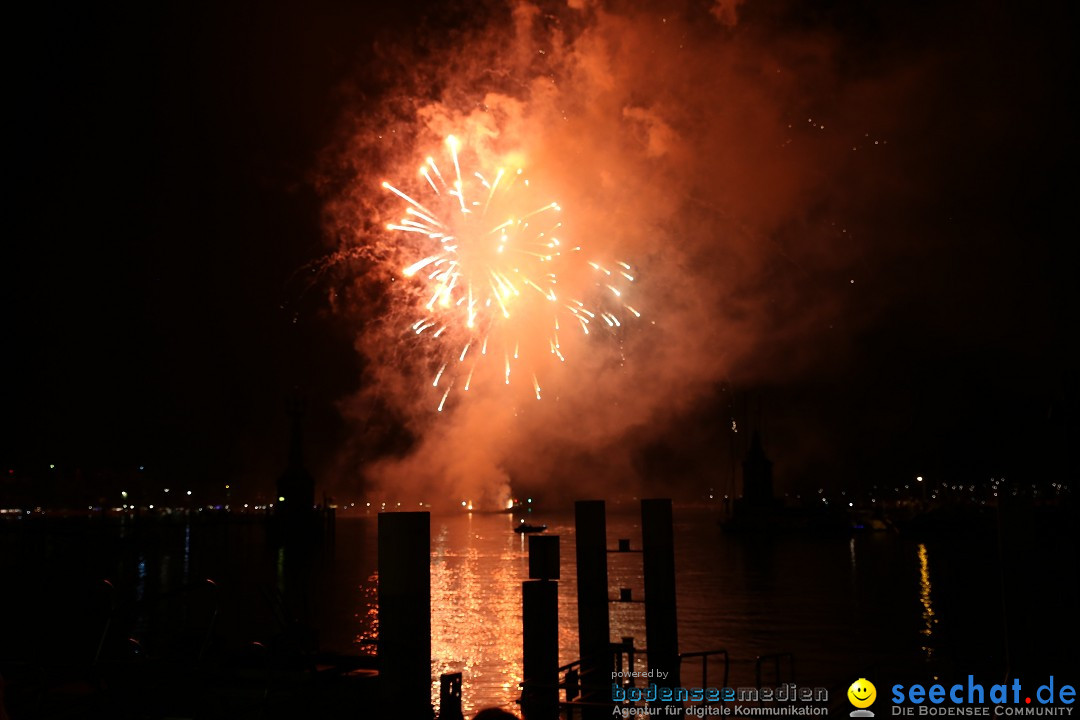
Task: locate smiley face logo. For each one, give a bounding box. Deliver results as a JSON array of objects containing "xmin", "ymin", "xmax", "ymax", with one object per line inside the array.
[{"xmin": 848, "ymin": 678, "xmax": 877, "ymax": 709}]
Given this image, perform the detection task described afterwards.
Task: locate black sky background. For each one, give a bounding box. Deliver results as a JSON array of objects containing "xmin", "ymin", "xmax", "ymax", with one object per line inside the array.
[{"xmin": 3, "ymin": 0, "xmax": 1077, "ymax": 502}]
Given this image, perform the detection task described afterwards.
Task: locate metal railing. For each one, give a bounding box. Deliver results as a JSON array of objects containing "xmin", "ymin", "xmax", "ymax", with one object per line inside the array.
[{"xmin": 679, "ymin": 648, "xmax": 730, "ymax": 689}]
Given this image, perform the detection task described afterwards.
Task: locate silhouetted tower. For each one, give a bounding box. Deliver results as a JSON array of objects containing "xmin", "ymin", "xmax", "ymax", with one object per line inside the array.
[
  {"xmin": 741, "ymin": 431, "xmax": 774, "ymax": 506},
  {"xmin": 277, "ymin": 398, "xmax": 315, "ymax": 523}
]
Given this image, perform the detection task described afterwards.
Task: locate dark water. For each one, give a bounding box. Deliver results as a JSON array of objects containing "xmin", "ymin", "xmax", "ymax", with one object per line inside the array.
[{"xmin": 2, "ymin": 505, "xmax": 1076, "ymax": 716}]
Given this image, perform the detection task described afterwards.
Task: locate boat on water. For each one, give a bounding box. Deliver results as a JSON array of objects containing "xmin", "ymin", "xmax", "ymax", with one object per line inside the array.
[{"xmin": 513, "ymin": 521, "xmax": 547, "ymax": 534}]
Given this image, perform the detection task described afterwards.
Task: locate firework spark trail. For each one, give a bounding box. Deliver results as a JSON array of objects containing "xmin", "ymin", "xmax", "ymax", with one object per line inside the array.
[
  {"xmin": 324, "ymin": 0, "xmax": 930, "ymax": 528},
  {"xmin": 381, "ymin": 134, "xmax": 638, "ymax": 410}
]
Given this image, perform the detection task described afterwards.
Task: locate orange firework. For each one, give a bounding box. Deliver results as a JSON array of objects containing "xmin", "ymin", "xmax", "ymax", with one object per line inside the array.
[{"xmin": 382, "ymin": 134, "xmax": 638, "ymax": 410}]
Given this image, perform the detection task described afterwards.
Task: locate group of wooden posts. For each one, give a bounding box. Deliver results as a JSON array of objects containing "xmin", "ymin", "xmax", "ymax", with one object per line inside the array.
[{"xmin": 378, "ymin": 499, "xmax": 680, "ymax": 719}]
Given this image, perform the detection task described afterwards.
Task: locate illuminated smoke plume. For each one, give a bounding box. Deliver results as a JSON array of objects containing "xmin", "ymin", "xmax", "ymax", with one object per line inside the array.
[{"xmin": 323, "ymin": 0, "xmax": 908, "ymax": 507}]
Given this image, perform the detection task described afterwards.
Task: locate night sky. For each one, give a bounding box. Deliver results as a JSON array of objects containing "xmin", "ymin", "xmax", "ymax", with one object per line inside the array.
[{"xmin": 4, "ymin": 0, "xmax": 1077, "ymax": 504}]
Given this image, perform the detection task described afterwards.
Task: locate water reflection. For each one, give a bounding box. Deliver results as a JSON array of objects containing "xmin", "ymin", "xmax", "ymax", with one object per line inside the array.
[
  {"xmin": 917, "ymin": 543, "xmax": 937, "ymax": 659},
  {"xmin": 183, "ymin": 522, "xmax": 191, "ymax": 582},
  {"xmin": 0, "ymin": 509, "xmax": 1002, "ymax": 717},
  {"xmin": 347, "ymin": 510, "xmax": 959, "ymax": 710},
  {"xmin": 430, "ymin": 513, "xmax": 526, "ymax": 714},
  {"xmin": 356, "ymin": 571, "xmax": 379, "ymax": 652},
  {"xmin": 134, "ymin": 553, "xmax": 148, "ymax": 637}
]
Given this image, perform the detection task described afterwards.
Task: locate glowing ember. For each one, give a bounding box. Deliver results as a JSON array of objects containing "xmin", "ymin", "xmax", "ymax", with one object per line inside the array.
[{"xmin": 382, "ymin": 134, "xmax": 638, "ymax": 409}]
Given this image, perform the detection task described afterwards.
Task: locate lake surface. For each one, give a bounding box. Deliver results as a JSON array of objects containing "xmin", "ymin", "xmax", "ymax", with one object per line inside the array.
[{"xmin": 2, "ymin": 504, "xmax": 1075, "ymax": 716}]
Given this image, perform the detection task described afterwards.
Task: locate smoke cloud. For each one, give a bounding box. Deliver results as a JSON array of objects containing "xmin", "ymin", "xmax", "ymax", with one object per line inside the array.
[{"xmin": 321, "ymin": 0, "xmax": 922, "ymax": 507}]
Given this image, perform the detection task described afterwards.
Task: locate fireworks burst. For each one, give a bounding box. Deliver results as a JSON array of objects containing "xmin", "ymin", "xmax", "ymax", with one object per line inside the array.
[{"xmin": 381, "ymin": 134, "xmax": 639, "ymax": 410}]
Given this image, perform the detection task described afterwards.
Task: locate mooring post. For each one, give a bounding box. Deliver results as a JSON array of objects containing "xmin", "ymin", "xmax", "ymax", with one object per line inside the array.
[
  {"xmin": 439, "ymin": 672, "xmax": 464, "ymax": 720},
  {"xmin": 378, "ymin": 511, "xmax": 433, "ymax": 719},
  {"xmin": 575, "ymin": 500, "xmax": 611, "ymax": 719},
  {"xmin": 522, "ymin": 534, "xmax": 559, "ymax": 720},
  {"xmin": 641, "ymin": 499, "xmax": 679, "ymax": 689}
]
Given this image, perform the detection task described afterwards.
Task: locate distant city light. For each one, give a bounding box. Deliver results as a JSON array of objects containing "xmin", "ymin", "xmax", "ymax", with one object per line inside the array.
[
  {"xmin": 278, "ymin": 496, "xmax": 285, "ymax": 502},
  {"xmin": 49, "ymin": 464, "xmax": 55, "ymax": 469},
  {"xmin": 186, "ymin": 490, "xmax": 192, "ymax": 496},
  {"xmin": 121, "ymin": 491, "xmax": 128, "ymax": 499}
]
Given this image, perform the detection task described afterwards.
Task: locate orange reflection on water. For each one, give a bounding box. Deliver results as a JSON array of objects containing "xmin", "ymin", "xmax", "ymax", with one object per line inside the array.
[
  {"xmin": 916, "ymin": 543, "xmax": 937, "ymax": 659},
  {"xmin": 430, "ymin": 514, "xmax": 527, "ymax": 714},
  {"xmin": 355, "ymin": 572, "xmax": 378, "ymax": 654}
]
